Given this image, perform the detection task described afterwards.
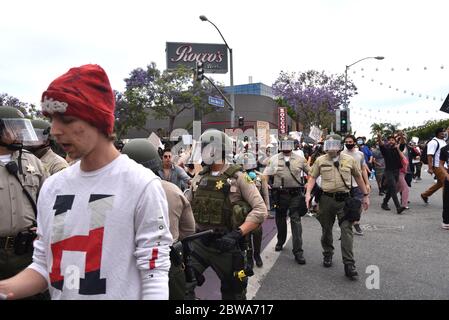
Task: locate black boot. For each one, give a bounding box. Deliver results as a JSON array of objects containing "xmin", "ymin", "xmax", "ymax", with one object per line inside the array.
[
  {"xmin": 323, "ymin": 256, "xmax": 333, "ymax": 268},
  {"xmin": 254, "ymin": 254, "xmax": 263, "ymax": 267},
  {"xmin": 295, "ymin": 252, "xmax": 306, "ymax": 265},
  {"xmin": 344, "ymin": 264, "xmax": 358, "ymax": 280}
]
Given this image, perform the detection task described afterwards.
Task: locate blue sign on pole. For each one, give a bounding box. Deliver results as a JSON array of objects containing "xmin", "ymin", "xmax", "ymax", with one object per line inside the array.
[{"xmin": 208, "ymin": 96, "xmax": 224, "ymax": 108}]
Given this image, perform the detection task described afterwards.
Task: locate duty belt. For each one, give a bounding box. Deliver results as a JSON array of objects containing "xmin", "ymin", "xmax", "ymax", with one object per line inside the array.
[
  {"xmin": 276, "ymin": 187, "xmax": 304, "ymax": 195},
  {"xmin": 322, "ymin": 192, "xmax": 350, "ymax": 201},
  {"xmin": 0, "ymin": 236, "xmax": 16, "ymax": 250}
]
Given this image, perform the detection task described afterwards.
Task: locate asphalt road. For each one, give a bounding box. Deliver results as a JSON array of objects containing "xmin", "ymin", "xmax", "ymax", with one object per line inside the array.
[{"xmin": 254, "ymin": 172, "xmax": 449, "ymax": 300}]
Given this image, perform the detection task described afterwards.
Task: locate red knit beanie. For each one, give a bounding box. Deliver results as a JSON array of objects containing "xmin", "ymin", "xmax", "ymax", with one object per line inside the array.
[{"xmin": 41, "ymin": 64, "xmax": 115, "ymax": 136}]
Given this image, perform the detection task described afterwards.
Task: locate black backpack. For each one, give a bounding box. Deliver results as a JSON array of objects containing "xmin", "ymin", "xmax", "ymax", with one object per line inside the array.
[{"xmin": 420, "ymin": 139, "xmax": 439, "ymax": 165}]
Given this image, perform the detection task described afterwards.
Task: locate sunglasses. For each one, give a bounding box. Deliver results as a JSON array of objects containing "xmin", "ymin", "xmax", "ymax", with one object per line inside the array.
[{"xmin": 163, "ymin": 155, "xmax": 171, "ymax": 159}]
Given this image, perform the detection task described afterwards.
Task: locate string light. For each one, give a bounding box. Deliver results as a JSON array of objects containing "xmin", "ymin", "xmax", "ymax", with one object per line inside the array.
[{"xmin": 349, "ymin": 64, "xmax": 447, "ymax": 102}]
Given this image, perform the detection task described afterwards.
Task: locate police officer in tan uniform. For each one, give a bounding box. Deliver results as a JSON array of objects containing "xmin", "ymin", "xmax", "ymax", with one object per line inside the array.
[
  {"xmin": 305, "ymin": 134, "xmax": 370, "ymax": 279},
  {"xmin": 0, "ymin": 106, "xmax": 48, "ymax": 282},
  {"xmin": 188, "ymin": 129, "xmax": 266, "ymax": 300},
  {"xmin": 237, "ymin": 152, "xmax": 270, "ymax": 268},
  {"xmin": 121, "ymin": 138, "xmax": 196, "ymax": 300},
  {"xmin": 263, "ymin": 137, "xmax": 310, "ymax": 264},
  {"xmin": 27, "ymin": 119, "xmax": 68, "ymax": 175}
]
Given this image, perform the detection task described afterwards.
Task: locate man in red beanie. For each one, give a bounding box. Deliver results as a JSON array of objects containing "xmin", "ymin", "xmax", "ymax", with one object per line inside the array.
[{"xmin": 0, "ymin": 64, "xmax": 172, "ymax": 300}]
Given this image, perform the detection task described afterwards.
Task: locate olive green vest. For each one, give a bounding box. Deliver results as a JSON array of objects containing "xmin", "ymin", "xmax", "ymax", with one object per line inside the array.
[{"xmin": 192, "ymin": 165, "xmax": 251, "ymax": 231}]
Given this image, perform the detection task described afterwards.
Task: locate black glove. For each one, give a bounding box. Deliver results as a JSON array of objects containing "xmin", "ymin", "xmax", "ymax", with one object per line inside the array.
[{"xmin": 216, "ymin": 228, "xmax": 243, "ymax": 252}]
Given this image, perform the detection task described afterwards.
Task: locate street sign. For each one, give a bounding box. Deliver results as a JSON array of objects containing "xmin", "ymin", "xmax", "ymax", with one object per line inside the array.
[
  {"xmin": 208, "ymin": 96, "xmax": 224, "ymax": 108},
  {"xmin": 440, "ymin": 93, "xmax": 449, "ymax": 114}
]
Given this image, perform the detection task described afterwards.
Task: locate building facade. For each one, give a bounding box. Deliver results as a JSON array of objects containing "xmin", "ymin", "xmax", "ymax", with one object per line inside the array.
[{"xmin": 125, "ymin": 82, "xmax": 295, "ymax": 139}]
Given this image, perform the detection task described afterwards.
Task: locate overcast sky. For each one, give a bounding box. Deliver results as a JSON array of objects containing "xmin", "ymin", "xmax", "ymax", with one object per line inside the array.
[{"xmin": 1, "ymin": 0, "xmax": 448, "ymax": 137}]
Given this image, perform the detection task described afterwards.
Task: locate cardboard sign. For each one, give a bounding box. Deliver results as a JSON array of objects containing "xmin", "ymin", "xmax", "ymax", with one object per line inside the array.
[{"xmin": 148, "ymin": 132, "xmax": 164, "ymax": 150}]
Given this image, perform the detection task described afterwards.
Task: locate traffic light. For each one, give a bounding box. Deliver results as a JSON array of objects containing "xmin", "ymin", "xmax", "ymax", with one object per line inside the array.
[
  {"xmin": 195, "ymin": 62, "xmax": 204, "ymax": 81},
  {"xmin": 238, "ymin": 116, "xmax": 244, "ymax": 127},
  {"xmin": 340, "ymin": 110, "xmax": 348, "ymax": 133}
]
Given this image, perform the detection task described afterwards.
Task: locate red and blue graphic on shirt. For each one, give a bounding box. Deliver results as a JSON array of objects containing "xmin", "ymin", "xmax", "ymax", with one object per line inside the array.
[{"xmin": 49, "ymin": 194, "xmax": 113, "ymax": 295}]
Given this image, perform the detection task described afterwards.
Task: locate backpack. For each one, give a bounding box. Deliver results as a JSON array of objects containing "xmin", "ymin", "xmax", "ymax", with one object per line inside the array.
[{"xmin": 420, "ymin": 139, "xmax": 439, "ymax": 165}]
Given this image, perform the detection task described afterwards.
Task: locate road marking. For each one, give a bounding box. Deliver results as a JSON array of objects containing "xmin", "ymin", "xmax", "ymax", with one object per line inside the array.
[
  {"xmin": 246, "ymin": 218, "xmax": 292, "ymax": 300},
  {"xmin": 361, "ymin": 224, "xmax": 404, "ymax": 232}
]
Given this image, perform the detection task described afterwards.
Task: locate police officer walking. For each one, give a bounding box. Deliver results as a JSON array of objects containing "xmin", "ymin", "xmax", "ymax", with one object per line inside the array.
[
  {"xmin": 121, "ymin": 138, "xmax": 196, "ymax": 300},
  {"xmin": 305, "ymin": 134, "xmax": 370, "ymax": 279},
  {"xmin": 0, "ymin": 106, "xmax": 48, "ymax": 285},
  {"xmin": 239, "ymin": 152, "xmax": 270, "ymax": 268},
  {"xmin": 263, "ymin": 137, "xmax": 310, "ymax": 264},
  {"xmin": 27, "ymin": 119, "xmax": 68, "ymax": 175},
  {"xmin": 188, "ymin": 129, "xmax": 266, "ymax": 300}
]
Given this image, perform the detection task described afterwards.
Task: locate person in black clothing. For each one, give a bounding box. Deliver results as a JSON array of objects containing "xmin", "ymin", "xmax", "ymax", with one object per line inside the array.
[
  {"xmin": 376, "ymin": 133, "xmax": 407, "ymax": 214},
  {"xmin": 439, "ymin": 144, "xmax": 449, "ymax": 229}
]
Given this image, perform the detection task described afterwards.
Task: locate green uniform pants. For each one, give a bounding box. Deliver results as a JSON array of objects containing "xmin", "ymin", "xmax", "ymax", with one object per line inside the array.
[
  {"xmin": 169, "ymin": 262, "xmax": 187, "ymax": 300},
  {"xmin": 316, "ymin": 194, "xmax": 355, "ymax": 265},
  {"xmin": 188, "ymin": 238, "xmax": 247, "ymax": 300},
  {"xmin": 0, "ymin": 248, "xmax": 50, "ymax": 300},
  {"xmin": 0, "ymin": 248, "xmax": 33, "ymax": 280}
]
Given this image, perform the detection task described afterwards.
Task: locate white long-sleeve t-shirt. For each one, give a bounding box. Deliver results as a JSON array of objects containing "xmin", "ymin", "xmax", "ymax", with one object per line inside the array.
[{"xmin": 28, "ymin": 155, "xmax": 172, "ymax": 299}]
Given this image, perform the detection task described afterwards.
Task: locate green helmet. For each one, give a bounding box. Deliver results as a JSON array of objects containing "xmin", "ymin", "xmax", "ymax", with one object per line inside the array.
[
  {"xmin": 198, "ymin": 129, "xmax": 234, "ymax": 165},
  {"xmin": 121, "ymin": 139, "xmax": 162, "ymax": 173},
  {"xmin": 0, "ymin": 106, "xmax": 38, "ymax": 149},
  {"xmin": 324, "ymin": 134, "xmax": 342, "ymax": 152},
  {"xmin": 279, "ymin": 136, "xmax": 295, "ymax": 152},
  {"xmin": 30, "ymin": 119, "xmax": 52, "ymax": 146},
  {"xmin": 31, "ymin": 119, "xmax": 51, "ymax": 130},
  {"xmin": 0, "ymin": 106, "xmax": 25, "ymax": 119}
]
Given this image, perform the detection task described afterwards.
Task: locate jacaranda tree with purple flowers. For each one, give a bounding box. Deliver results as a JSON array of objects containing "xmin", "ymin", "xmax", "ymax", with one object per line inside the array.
[
  {"xmin": 273, "ymin": 70, "xmax": 357, "ymax": 132},
  {"xmin": 116, "ymin": 63, "xmax": 223, "ymax": 138}
]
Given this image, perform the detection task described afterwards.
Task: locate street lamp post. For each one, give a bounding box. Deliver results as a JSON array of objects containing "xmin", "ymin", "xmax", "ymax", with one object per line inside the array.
[
  {"xmin": 344, "ymin": 56, "xmax": 384, "ymax": 110},
  {"xmin": 200, "ymin": 15, "xmax": 235, "ymax": 127}
]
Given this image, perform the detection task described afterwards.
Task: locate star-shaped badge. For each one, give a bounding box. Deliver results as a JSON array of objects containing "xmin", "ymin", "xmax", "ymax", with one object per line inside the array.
[
  {"xmin": 26, "ymin": 164, "xmax": 36, "ymax": 174},
  {"xmin": 215, "ymin": 180, "xmax": 224, "ymax": 190}
]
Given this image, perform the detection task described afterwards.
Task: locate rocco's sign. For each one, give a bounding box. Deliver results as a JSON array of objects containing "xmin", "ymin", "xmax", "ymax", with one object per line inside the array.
[{"xmin": 166, "ymin": 42, "xmax": 228, "ymax": 73}]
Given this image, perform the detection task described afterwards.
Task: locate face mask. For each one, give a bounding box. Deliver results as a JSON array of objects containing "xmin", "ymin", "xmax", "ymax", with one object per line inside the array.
[
  {"xmin": 327, "ymin": 151, "xmax": 338, "ymax": 158},
  {"xmin": 247, "ymin": 171, "xmax": 257, "ymax": 181},
  {"xmin": 357, "ymin": 140, "xmax": 363, "ymax": 145},
  {"xmin": 345, "ymin": 143, "xmax": 355, "ymax": 150}
]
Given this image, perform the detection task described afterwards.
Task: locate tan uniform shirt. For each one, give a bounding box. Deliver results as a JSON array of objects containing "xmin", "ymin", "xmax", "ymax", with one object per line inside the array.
[
  {"xmin": 161, "ymin": 180, "xmax": 195, "ymax": 242},
  {"xmin": 0, "ymin": 150, "xmax": 48, "ymax": 236},
  {"xmin": 310, "ymin": 153, "xmax": 361, "ymax": 193},
  {"xmin": 263, "ymin": 152, "xmax": 310, "ymax": 188},
  {"xmin": 254, "ymin": 171, "xmax": 270, "ymax": 210},
  {"xmin": 40, "ymin": 148, "xmax": 69, "ymax": 175},
  {"xmin": 191, "ymin": 164, "xmax": 267, "ymax": 225}
]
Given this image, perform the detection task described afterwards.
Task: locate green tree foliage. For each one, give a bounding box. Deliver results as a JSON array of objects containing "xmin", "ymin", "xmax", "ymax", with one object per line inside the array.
[
  {"xmin": 0, "ymin": 93, "xmax": 41, "ymax": 119},
  {"xmin": 118, "ymin": 63, "xmax": 222, "ymax": 138},
  {"xmin": 370, "ymin": 122, "xmax": 400, "ymax": 139},
  {"xmin": 404, "ymin": 119, "xmax": 449, "ymax": 141}
]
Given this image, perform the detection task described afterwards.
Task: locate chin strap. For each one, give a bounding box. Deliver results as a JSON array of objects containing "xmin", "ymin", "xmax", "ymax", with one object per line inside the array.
[{"xmin": 0, "ymin": 140, "xmax": 23, "ymax": 151}]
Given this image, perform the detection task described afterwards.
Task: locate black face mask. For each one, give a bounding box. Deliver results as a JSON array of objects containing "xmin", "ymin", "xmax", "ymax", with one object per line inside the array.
[{"xmin": 345, "ymin": 143, "xmax": 355, "ymax": 150}]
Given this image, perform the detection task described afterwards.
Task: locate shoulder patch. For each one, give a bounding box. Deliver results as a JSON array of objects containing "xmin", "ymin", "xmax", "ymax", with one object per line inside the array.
[{"xmin": 244, "ymin": 173, "xmax": 255, "ymax": 184}]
